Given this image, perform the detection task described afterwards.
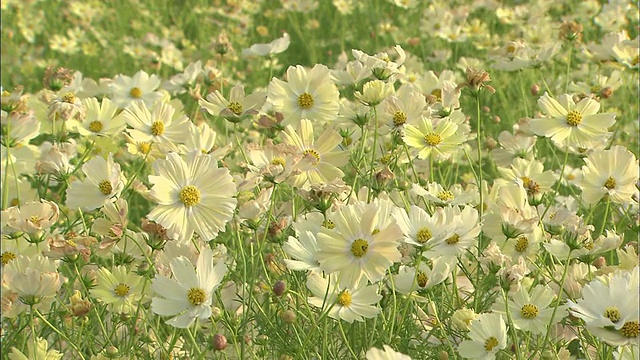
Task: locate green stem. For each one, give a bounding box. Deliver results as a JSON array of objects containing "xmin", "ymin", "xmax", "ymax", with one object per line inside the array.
[{"xmin": 35, "ymin": 309, "xmax": 86, "ymax": 360}]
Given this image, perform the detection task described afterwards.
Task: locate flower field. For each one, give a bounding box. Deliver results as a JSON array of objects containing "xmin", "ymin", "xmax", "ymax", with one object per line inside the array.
[{"xmin": 1, "ymin": 0, "xmax": 639, "ymax": 359}]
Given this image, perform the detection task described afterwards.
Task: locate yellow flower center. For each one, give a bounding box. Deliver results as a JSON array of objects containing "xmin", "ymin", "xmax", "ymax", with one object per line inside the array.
[
  {"xmin": 431, "ymin": 89, "xmax": 442, "ymax": 102},
  {"xmin": 228, "ymin": 101, "xmax": 243, "ymax": 115},
  {"xmin": 604, "ymin": 307, "xmax": 621, "ymax": 323},
  {"xmin": 271, "ymin": 157, "xmax": 286, "ymax": 167},
  {"xmin": 520, "ymin": 304, "xmax": 539, "ymax": 319},
  {"xmin": 114, "ymin": 283, "xmax": 130, "ymax": 297},
  {"xmin": 437, "ymin": 190, "xmax": 454, "ymax": 202},
  {"xmin": 29, "ymin": 215, "xmax": 42, "ymax": 227},
  {"xmin": 621, "ymin": 321, "xmax": 639, "ymax": 338},
  {"xmin": 515, "ymin": 236, "xmax": 529, "ymax": 253},
  {"xmin": 179, "ymin": 185, "xmax": 201, "ymax": 207},
  {"xmin": 392, "ymin": 111, "xmax": 407, "ymax": 126},
  {"xmin": 89, "ymin": 121, "xmax": 104, "ymax": 133},
  {"xmin": 187, "ymin": 287, "xmax": 206, "ymax": 306},
  {"xmin": 139, "ymin": 142, "xmax": 151, "ymax": 154},
  {"xmin": 565, "ymin": 110, "xmax": 582, "ymax": 126},
  {"xmin": 62, "ymin": 93, "xmax": 76, "ymax": 103},
  {"xmin": 416, "ymin": 271, "xmax": 428, "ymax": 287},
  {"xmin": 416, "ymin": 227, "xmax": 432, "ymax": 244},
  {"xmin": 303, "ymin": 149, "xmax": 320, "ymax": 165},
  {"xmin": 445, "ymin": 233, "xmax": 460, "ymax": 245},
  {"xmin": 337, "ymin": 290, "xmax": 352, "ymax": 306},
  {"xmin": 350, "ymin": 239, "xmax": 369, "ymax": 257},
  {"xmin": 322, "ymin": 220, "xmax": 335, "ymax": 229},
  {"xmin": 484, "ymin": 336, "xmax": 499, "ymax": 352},
  {"xmin": 1, "ymin": 251, "xmax": 17, "ymax": 265},
  {"xmin": 98, "ymin": 180, "xmax": 113, "ymax": 195},
  {"xmin": 150, "ymin": 121, "xmax": 165, "ymax": 136},
  {"xmin": 130, "ymin": 87, "xmax": 143, "ymax": 98},
  {"xmin": 424, "ymin": 132, "xmax": 442, "ymax": 146},
  {"xmin": 297, "ymin": 93, "xmax": 314, "ymax": 109},
  {"xmin": 604, "ymin": 177, "xmax": 616, "ymax": 190}
]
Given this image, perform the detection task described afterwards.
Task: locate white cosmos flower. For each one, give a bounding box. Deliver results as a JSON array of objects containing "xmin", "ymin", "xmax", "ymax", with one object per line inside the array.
[
  {"xmin": 242, "ymin": 32, "xmax": 290, "ymax": 57},
  {"xmin": 109, "ymin": 70, "xmax": 163, "ymax": 109},
  {"xmin": 529, "ymin": 92, "xmax": 616, "ymax": 148},
  {"xmin": 147, "ymin": 151, "xmax": 237, "ymax": 243},
  {"xmin": 366, "ymin": 345, "xmax": 412, "ymax": 360},
  {"xmin": 306, "ymin": 272, "xmax": 381, "ymax": 324},
  {"xmin": 151, "ymin": 247, "xmax": 227, "ymax": 328},
  {"xmin": 268, "ymin": 64, "xmax": 340, "ymax": 126},
  {"xmin": 458, "ymin": 313, "xmax": 508, "ymax": 360},
  {"xmin": 65, "ymin": 153, "xmax": 125, "ymax": 211},
  {"xmin": 315, "ymin": 201, "xmax": 402, "ymax": 288}
]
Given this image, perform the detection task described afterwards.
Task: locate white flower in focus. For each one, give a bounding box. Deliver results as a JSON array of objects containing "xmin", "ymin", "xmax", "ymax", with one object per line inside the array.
[
  {"xmin": 580, "ymin": 145, "xmax": 639, "ymax": 205},
  {"xmin": 529, "ymin": 93, "xmax": 616, "ymax": 148},
  {"xmin": 151, "ymin": 247, "xmax": 227, "ymax": 328},
  {"xmin": 306, "ymin": 272, "xmax": 381, "ymax": 323},
  {"xmin": 315, "ymin": 201, "xmax": 402, "ymax": 288},
  {"xmin": 268, "ymin": 64, "xmax": 340, "ymax": 126},
  {"xmin": 90, "ymin": 265, "xmax": 146, "ymax": 314},
  {"xmin": 567, "ymin": 267, "xmax": 640, "ymax": 346},
  {"xmin": 458, "ymin": 313, "xmax": 507, "ymax": 360},
  {"xmin": 147, "ymin": 151, "xmax": 237, "ymax": 243},
  {"xmin": 199, "ymin": 84, "xmax": 266, "ymax": 120},
  {"xmin": 110, "ymin": 70, "xmax": 163, "ymax": 109},
  {"xmin": 65, "ymin": 154, "xmax": 125, "ymax": 211},
  {"xmin": 70, "ymin": 97, "xmax": 126, "ymax": 137}
]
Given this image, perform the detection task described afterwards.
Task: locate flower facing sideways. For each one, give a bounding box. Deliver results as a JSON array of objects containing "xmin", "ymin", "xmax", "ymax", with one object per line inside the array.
[{"xmin": 458, "ymin": 313, "xmax": 507, "ymax": 360}]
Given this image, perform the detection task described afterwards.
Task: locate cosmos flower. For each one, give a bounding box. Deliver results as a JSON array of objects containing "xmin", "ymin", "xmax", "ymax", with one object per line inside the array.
[
  {"xmin": 268, "ymin": 64, "xmax": 340, "ymax": 126},
  {"xmin": 147, "ymin": 151, "xmax": 237, "ymax": 243},
  {"xmin": 151, "ymin": 247, "xmax": 227, "ymax": 328},
  {"xmin": 529, "ymin": 93, "xmax": 616, "ymax": 149}
]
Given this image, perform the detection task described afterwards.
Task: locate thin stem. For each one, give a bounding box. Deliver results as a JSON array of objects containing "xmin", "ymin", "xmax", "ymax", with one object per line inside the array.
[{"xmin": 35, "ymin": 309, "xmax": 86, "ymax": 360}]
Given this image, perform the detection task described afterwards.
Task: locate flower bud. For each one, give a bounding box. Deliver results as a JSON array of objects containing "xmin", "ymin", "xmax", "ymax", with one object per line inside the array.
[
  {"xmin": 281, "ymin": 309, "xmax": 297, "ymax": 324},
  {"xmin": 213, "ymin": 334, "xmax": 228, "ymax": 350},
  {"xmin": 273, "ymin": 280, "xmax": 286, "ymax": 297},
  {"xmin": 530, "ymin": 84, "xmax": 540, "ymax": 96}
]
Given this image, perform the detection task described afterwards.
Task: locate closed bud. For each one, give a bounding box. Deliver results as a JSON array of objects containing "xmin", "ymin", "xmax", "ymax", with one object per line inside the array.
[
  {"xmin": 105, "ymin": 346, "xmax": 119, "ymax": 358},
  {"xmin": 600, "ymin": 86, "xmax": 613, "ymax": 99},
  {"xmin": 492, "ymin": 115, "xmax": 501, "ymax": 124},
  {"xmin": 486, "ymin": 137, "xmax": 497, "ymax": 150},
  {"xmin": 273, "ymin": 280, "xmax": 286, "ymax": 297},
  {"xmin": 593, "ymin": 256, "xmax": 606, "ymax": 269},
  {"xmin": 281, "ymin": 309, "xmax": 297, "ymax": 323},
  {"xmin": 530, "ymin": 84, "xmax": 540, "ymax": 96},
  {"xmin": 437, "ymin": 350, "xmax": 449, "ymax": 360},
  {"xmin": 213, "ymin": 334, "xmax": 228, "ymax": 350}
]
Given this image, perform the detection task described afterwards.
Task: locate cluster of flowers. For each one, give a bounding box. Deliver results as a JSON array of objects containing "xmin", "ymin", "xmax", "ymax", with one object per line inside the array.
[{"xmin": 1, "ymin": 9, "xmax": 639, "ymax": 360}]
